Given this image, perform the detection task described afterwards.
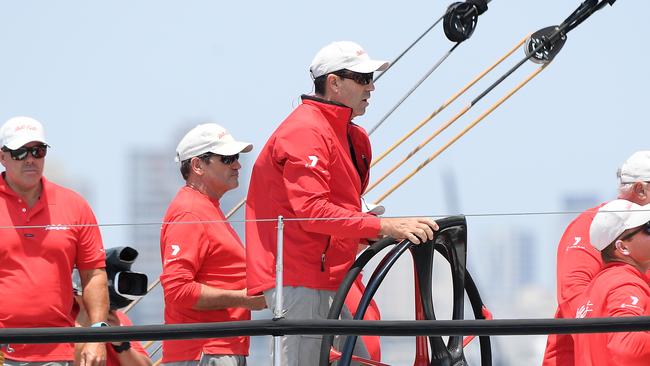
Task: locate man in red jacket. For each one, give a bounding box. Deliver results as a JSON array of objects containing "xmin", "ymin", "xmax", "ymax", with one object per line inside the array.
[
  {"xmin": 246, "ymin": 41, "xmax": 438, "ymax": 365},
  {"xmin": 572, "ymin": 199, "xmax": 650, "ymax": 365},
  {"xmin": 160, "ymin": 123, "xmax": 266, "ymax": 366},
  {"xmin": 542, "ymin": 151, "xmax": 650, "ymax": 365}
]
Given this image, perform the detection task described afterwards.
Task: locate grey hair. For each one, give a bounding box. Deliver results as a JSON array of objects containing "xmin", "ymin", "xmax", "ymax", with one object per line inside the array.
[{"xmin": 618, "ymin": 182, "xmax": 636, "ymax": 198}]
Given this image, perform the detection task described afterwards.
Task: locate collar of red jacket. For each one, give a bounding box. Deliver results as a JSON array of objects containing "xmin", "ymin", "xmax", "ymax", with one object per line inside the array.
[{"xmin": 301, "ymin": 95, "xmax": 353, "ymax": 131}]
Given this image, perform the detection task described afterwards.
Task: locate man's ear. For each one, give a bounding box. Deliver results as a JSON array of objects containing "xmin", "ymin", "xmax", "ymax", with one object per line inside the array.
[
  {"xmin": 190, "ymin": 157, "xmax": 204, "ymax": 176},
  {"xmin": 634, "ymin": 181, "xmax": 647, "ymax": 199},
  {"xmin": 615, "ymin": 239, "xmax": 630, "ymax": 255},
  {"xmin": 327, "ymin": 74, "xmax": 340, "ymax": 94}
]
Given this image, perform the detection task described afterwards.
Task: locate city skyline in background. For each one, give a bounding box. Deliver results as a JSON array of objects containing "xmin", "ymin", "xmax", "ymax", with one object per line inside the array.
[{"xmin": 1, "ymin": 0, "xmax": 643, "ymax": 364}]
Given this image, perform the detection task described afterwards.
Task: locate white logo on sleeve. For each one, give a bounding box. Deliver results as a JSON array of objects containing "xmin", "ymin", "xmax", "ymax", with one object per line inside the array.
[
  {"xmin": 576, "ymin": 300, "xmax": 593, "ymax": 318},
  {"xmin": 171, "ymin": 244, "xmax": 180, "ymax": 256},
  {"xmin": 566, "ymin": 236, "xmax": 586, "ymax": 251},
  {"xmin": 621, "ymin": 296, "xmax": 642, "ymax": 310},
  {"xmin": 306, "ymin": 155, "xmax": 318, "ymax": 167}
]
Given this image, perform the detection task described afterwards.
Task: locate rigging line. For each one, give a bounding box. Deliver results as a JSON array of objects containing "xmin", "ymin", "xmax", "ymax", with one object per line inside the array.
[
  {"xmin": 225, "ymin": 197, "xmax": 246, "ymax": 218},
  {"xmin": 374, "ymin": 64, "xmax": 548, "ymax": 204},
  {"xmin": 373, "ymin": 16, "xmax": 444, "ymax": 83},
  {"xmin": 370, "ymin": 34, "xmax": 529, "ymax": 169},
  {"xmin": 367, "ymin": 43, "xmax": 460, "ymax": 136},
  {"xmin": 366, "ymin": 0, "xmax": 611, "ymax": 197},
  {"xmin": 368, "ymin": 2, "xmax": 492, "ymax": 136}
]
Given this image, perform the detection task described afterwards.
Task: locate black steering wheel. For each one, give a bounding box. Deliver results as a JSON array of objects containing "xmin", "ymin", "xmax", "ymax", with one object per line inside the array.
[{"xmin": 319, "ymin": 215, "xmax": 492, "ymax": 366}]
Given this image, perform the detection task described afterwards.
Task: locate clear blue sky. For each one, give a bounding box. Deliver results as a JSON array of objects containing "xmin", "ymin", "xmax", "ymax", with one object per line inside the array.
[
  {"xmin": 1, "ymin": 1, "xmax": 645, "ymax": 363},
  {"xmin": 1, "ymin": 0, "xmax": 644, "ymax": 231}
]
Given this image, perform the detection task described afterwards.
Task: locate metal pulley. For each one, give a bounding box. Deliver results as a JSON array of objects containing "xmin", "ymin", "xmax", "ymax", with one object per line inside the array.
[
  {"xmin": 443, "ymin": 0, "xmax": 489, "ymax": 43},
  {"xmin": 524, "ymin": 26, "xmax": 567, "ymax": 64}
]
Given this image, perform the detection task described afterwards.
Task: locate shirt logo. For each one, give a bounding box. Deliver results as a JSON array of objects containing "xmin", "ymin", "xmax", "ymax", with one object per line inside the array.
[
  {"xmin": 566, "ymin": 236, "xmax": 587, "ymax": 251},
  {"xmin": 171, "ymin": 244, "xmax": 180, "ymax": 256},
  {"xmin": 576, "ymin": 300, "xmax": 593, "ymax": 318},
  {"xmin": 621, "ymin": 296, "xmax": 642, "ymax": 310},
  {"xmin": 306, "ymin": 155, "xmax": 318, "ymax": 167},
  {"xmin": 45, "ymin": 224, "xmax": 70, "ymax": 231}
]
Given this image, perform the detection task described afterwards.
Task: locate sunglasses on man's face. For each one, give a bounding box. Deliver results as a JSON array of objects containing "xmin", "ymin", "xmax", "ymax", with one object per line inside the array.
[
  {"xmin": 619, "ymin": 221, "xmax": 650, "ymax": 241},
  {"xmin": 2, "ymin": 144, "xmax": 48, "ymax": 161},
  {"xmin": 332, "ymin": 70, "xmax": 374, "ymax": 85},
  {"xmin": 218, "ymin": 153, "xmax": 239, "ymax": 165}
]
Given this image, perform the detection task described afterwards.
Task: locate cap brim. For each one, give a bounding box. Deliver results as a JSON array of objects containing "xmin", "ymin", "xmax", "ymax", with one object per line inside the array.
[
  {"xmin": 209, "ymin": 141, "xmax": 253, "ymax": 156},
  {"xmin": 5, "ymin": 137, "xmax": 47, "ymax": 150},
  {"xmin": 347, "ymin": 59, "xmax": 389, "ymax": 74},
  {"xmin": 625, "ymin": 208, "xmax": 650, "ymax": 231}
]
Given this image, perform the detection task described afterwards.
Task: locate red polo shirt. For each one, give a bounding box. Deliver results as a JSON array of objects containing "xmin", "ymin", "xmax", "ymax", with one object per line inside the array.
[
  {"xmin": 160, "ymin": 187, "xmax": 250, "ymax": 362},
  {"xmin": 0, "ymin": 175, "xmax": 105, "ymax": 362}
]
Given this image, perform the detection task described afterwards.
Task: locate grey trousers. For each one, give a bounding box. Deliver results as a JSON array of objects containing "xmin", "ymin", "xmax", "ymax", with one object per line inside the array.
[{"xmin": 264, "ymin": 286, "xmax": 371, "ymax": 366}]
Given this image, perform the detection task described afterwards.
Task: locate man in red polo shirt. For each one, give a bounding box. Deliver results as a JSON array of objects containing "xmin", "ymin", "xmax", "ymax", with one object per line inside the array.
[
  {"xmin": 572, "ymin": 199, "xmax": 650, "ymax": 365},
  {"xmin": 160, "ymin": 123, "xmax": 266, "ymax": 366},
  {"xmin": 543, "ymin": 151, "xmax": 650, "ymax": 365},
  {"xmin": 0, "ymin": 116, "xmax": 109, "ymax": 366}
]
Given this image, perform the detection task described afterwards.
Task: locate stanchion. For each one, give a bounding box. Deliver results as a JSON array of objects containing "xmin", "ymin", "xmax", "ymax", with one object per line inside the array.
[{"xmin": 273, "ymin": 216, "xmax": 285, "ymax": 366}]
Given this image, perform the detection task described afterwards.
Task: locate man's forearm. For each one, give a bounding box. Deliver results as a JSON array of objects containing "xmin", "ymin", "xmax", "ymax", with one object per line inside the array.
[
  {"xmin": 193, "ymin": 285, "xmax": 249, "ymax": 310},
  {"xmin": 79, "ymin": 268, "xmax": 109, "ymax": 323}
]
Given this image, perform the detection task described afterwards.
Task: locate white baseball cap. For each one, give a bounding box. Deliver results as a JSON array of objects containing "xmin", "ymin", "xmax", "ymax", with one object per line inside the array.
[
  {"xmin": 175, "ymin": 123, "xmax": 252, "ymax": 163},
  {"xmin": 1, "ymin": 116, "xmax": 47, "ymax": 150},
  {"xmin": 590, "ymin": 199, "xmax": 650, "ymax": 251},
  {"xmin": 617, "ymin": 151, "xmax": 650, "ymax": 184},
  {"xmin": 309, "ymin": 41, "xmax": 389, "ymax": 79}
]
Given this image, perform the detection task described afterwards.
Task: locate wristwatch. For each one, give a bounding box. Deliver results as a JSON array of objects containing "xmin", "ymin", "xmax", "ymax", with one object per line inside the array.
[
  {"xmin": 90, "ymin": 322, "xmax": 109, "ymax": 328},
  {"xmin": 111, "ymin": 341, "xmax": 131, "ymax": 353}
]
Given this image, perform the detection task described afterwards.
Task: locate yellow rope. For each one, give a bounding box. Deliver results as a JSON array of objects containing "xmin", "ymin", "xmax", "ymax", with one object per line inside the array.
[
  {"xmin": 370, "ymin": 34, "xmax": 530, "ymax": 169},
  {"xmin": 374, "ymin": 64, "xmax": 549, "ymax": 204}
]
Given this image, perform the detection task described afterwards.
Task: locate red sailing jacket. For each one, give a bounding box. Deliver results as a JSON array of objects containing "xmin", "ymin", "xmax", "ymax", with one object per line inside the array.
[
  {"xmin": 246, "ymin": 95, "xmax": 381, "ymax": 295},
  {"xmin": 573, "ymin": 262, "xmax": 650, "ymax": 365}
]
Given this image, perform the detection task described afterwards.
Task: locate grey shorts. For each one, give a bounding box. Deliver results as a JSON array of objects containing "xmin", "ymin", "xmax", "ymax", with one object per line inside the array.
[{"xmin": 264, "ymin": 286, "xmax": 370, "ymax": 366}]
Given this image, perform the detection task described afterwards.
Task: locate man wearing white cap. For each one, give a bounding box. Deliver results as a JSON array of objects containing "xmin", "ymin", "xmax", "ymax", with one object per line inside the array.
[
  {"xmin": 0, "ymin": 116, "xmax": 109, "ymax": 366},
  {"xmin": 543, "ymin": 151, "xmax": 650, "ymax": 366},
  {"xmin": 246, "ymin": 41, "xmax": 438, "ymax": 365},
  {"xmin": 572, "ymin": 199, "xmax": 650, "ymax": 365},
  {"xmin": 160, "ymin": 123, "xmax": 266, "ymax": 366}
]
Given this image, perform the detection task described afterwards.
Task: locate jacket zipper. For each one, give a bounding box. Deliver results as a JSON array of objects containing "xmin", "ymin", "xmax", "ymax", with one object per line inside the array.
[{"xmin": 321, "ymin": 241, "xmax": 330, "ymax": 272}]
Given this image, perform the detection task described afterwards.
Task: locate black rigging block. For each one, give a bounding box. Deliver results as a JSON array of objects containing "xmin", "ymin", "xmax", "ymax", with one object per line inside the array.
[
  {"xmin": 524, "ymin": 26, "xmax": 567, "ymax": 64},
  {"xmin": 443, "ymin": 0, "xmax": 488, "ymax": 43}
]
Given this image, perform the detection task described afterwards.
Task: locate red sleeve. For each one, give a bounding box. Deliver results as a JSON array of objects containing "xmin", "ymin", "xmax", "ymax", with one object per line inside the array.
[
  {"xmin": 605, "ymin": 284, "xmax": 650, "ymax": 364},
  {"xmin": 75, "ymin": 198, "xmax": 105, "ymax": 270},
  {"xmin": 556, "ymin": 209, "xmax": 602, "ymax": 313},
  {"xmin": 160, "ymin": 212, "xmax": 208, "ymax": 308},
  {"xmin": 274, "ymin": 129, "xmax": 380, "ymax": 239}
]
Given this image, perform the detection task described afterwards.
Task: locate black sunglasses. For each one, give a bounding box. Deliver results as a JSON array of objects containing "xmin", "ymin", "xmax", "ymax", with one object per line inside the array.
[
  {"xmin": 332, "ymin": 70, "xmax": 374, "ymax": 85},
  {"xmin": 2, "ymin": 144, "xmax": 48, "ymax": 161},
  {"xmin": 195, "ymin": 152, "xmax": 240, "ymax": 165},
  {"xmin": 619, "ymin": 221, "xmax": 650, "ymax": 241},
  {"xmin": 218, "ymin": 153, "xmax": 239, "ymax": 165}
]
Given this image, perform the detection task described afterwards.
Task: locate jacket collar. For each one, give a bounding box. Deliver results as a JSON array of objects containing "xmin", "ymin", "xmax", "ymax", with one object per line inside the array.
[{"xmin": 301, "ymin": 95, "xmax": 353, "ymax": 134}]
